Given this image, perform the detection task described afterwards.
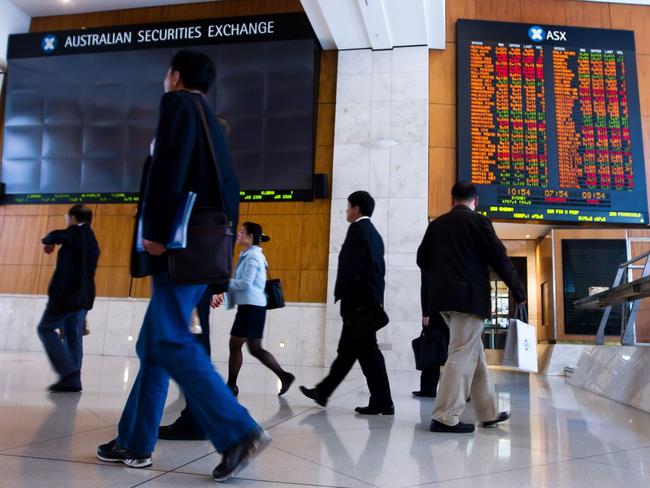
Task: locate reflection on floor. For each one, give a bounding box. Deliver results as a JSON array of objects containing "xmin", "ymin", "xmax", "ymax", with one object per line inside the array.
[{"xmin": 0, "ymin": 351, "xmax": 649, "ymax": 487}]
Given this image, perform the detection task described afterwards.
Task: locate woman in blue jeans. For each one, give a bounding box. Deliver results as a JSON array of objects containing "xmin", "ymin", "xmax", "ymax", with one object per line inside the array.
[{"xmin": 226, "ymin": 222, "xmax": 295, "ymax": 397}]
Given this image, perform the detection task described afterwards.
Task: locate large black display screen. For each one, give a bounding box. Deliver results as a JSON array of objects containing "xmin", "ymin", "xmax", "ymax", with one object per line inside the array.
[
  {"xmin": 457, "ymin": 19, "xmax": 648, "ymax": 224},
  {"xmin": 1, "ymin": 14, "xmax": 319, "ymax": 203}
]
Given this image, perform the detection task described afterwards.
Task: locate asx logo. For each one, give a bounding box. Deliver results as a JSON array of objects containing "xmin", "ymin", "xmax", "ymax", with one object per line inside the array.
[
  {"xmin": 41, "ymin": 34, "xmax": 58, "ymax": 53},
  {"xmin": 528, "ymin": 25, "xmax": 567, "ymax": 42}
]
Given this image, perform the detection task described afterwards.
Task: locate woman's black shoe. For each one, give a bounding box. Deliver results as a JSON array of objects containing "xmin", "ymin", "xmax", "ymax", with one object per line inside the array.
[
  {"xmin": 278, "ymin": 373, "xmax": 295, "ymax": 396},
  {"xmin": 212, "ymin": 430, "xmax": 271, "ymax": 482},
  {"xmin": 228, "ymin": 384, "xmax": 239, "ymax": 397},
  {"xmin": 411, "ymin": 390, "xmax": 436, "ymax": 398}
]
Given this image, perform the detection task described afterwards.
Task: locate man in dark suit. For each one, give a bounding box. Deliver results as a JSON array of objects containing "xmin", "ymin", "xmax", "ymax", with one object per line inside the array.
[
  {"xmin": 37, "ymin": 204, "xmax": 100, "ymax": 393},
  {"xmin": 300, "ymin": 191, "xmax": 394, "ymax": 415},
  {"xmin": 417, "ymin": 182, "xmax": 526, "ymax": 433},
  {"xmin": 96, "ymin": 50, "xmax": 269, "ymax": 482}
]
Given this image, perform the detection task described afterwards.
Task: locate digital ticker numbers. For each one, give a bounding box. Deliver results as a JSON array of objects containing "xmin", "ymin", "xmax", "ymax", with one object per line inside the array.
[
  {"xmin": 5, "ymin": 190, "xmax": 311, "ymax": 204},
  {"xmin": 457, "ymin": 20, "xmax": 648, "ymax": 225}
]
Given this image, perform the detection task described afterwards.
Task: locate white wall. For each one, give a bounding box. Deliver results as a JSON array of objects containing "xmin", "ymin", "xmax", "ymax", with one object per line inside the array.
[
  {"xmin": 0, "ymin": 0, "xmax": 30, "ymax": 60},
  {"xmin": 326, "ymin": 47, "xmax": 430, "ymax": 370},
  {"xmin": 0, "ymin": 295, "xmax": 326, "ymax": 367},
  {"xmin": 0, "ymin": 0, "xmax": 30, "ymax": 94}
]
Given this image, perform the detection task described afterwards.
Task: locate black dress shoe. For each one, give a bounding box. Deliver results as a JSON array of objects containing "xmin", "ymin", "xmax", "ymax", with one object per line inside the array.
[
  {"xmin": 429, "ymin": 419, "xmax": 475, "ymax": 433},
  {"xmin": 48, "ymin": 383, "xmax": 82, "ymax": 392},
  {"xmin": 48, "ymin": 372, "xmax": 81, "ymax": 392},
  {"xmin": 278, "ymin": 373, "xmax": 295, "ymax": 396},
  {"xmin": 213, "ymin": 429, "xmax": 271, "ymax": 482},
  {"xmin": 299, "ymin": 386, "xmax": 328, "ymax": 407},
  {"xmin": 412, "ymin": 390, "xmax": 436, "ymax": 398},
  {"xmin": 482, "ymin": 411, "xmax": 510, "ymax": 428},
  {"xmin": 354, "ymin": 404, "xmax": 394, "ymax": 415},
  {"xmin": 96, "ymin": 439, "xmax": 152, "ymax": 468},
  {"xmin": 158, "ymin": 418, "xmax": 207, "ymax": 441}
]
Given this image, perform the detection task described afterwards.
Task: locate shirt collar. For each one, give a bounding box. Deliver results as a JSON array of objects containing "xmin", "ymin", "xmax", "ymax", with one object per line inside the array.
[{"xmin": 355, "ymin": 216, "xmax": 370, "ymax": 223}]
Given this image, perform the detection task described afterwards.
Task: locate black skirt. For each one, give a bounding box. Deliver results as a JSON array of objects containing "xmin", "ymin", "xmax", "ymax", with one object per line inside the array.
[{"xmin": 230, "ymin": 305, "xmax": 267, "ymax": 339}]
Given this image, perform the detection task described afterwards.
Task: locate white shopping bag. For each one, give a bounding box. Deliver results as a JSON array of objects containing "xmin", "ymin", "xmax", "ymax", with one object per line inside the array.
[{"xmin": 503, "ymin": 306, "xmax": 538, "ymax": 373}]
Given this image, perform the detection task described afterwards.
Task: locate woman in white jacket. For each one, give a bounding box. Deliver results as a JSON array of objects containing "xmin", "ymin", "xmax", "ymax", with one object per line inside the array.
[{"xmin": 226, "ymin": 222, "xmax": 295, "ymax": 397}]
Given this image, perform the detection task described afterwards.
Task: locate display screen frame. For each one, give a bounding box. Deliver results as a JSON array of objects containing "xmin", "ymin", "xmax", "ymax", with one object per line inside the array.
[
  {"xmin": 457, "ymin": 19, "xmax": 648, "ymax": 226},
  {"xmin": 1, "ymin": 13, "xmax": 321, "ymax": 204}
]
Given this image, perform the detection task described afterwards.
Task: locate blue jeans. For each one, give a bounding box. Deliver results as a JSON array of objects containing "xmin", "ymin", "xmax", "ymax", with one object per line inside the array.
[
  {"xmin": 116, "ymin": 272, "xmax": 258, "ymax": 454},
  {"xmin": 37, "ymin": 308, "xmax": 87, "ymax": 388}
]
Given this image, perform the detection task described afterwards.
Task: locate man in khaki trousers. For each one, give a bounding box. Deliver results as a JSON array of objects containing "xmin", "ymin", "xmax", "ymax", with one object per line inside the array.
[{"xmin": 417, "ymin": 182, "xmax": 526, "ymax": 433}]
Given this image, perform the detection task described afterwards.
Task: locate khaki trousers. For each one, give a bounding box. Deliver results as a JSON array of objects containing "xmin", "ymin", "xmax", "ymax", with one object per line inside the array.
[{"xmin": 432, "ymin": 311, "xmax": 498, "ymax": 426}]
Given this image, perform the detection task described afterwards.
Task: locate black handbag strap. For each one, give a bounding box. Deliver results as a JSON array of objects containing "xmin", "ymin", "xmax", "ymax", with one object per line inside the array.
[{"xmin": 191, "ymin": 94, "xmax": 230, "ymax": 220}]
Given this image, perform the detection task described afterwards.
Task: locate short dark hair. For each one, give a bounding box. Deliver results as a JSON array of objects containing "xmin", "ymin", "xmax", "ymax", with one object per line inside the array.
[
  {"xmin": 348, "ymin": 191, "xmax": 375, "ymax": 217},
  {"xmin": 68, "ymin": 204, "xmax": 93, "ymax": 224},
  {"xmin": 242, "ymin": 221, "xmax": 270, "ymax": 245},
  {"xmin": 170, "ymin": 50, "xmax": 216, "ymax": 93},
  {"xmin": 451, "ymin": 181, "xmax": 477, "ymax": 202}
]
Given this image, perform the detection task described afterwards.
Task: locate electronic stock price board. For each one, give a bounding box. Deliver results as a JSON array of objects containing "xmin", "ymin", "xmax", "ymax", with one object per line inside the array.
[{"xmin": 457, "ymin": 20, "xmax": 648, "ymax": 224}]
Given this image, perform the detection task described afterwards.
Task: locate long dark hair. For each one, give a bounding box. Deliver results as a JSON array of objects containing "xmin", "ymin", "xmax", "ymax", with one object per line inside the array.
[{"xmin": 242, "ymin": 221, "xmax": 270, "ymax": 245}]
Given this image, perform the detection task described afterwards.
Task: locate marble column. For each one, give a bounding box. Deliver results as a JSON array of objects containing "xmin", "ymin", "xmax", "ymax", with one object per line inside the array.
[{"xmin": 326, "ymin": 47, "xmax": 430, "ymax": 370}]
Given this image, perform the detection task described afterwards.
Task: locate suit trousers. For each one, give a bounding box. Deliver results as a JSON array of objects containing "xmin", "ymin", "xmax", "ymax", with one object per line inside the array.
[
  {"xmin": 317, "ymin": 317, "xmax": 393, "ymax": 408},
  {"xmin": 432, "ymin": 311, "xmax": 498, "ymax": 426},
  {"xmin": 37, "ymin": 308, "xmax": 87, "ymax": 388},
  {"xmin": 116, "ymin": 272, "xmax": 258, "ymax": 454}
]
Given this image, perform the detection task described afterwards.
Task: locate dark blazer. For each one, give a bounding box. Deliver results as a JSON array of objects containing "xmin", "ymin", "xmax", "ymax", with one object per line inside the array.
[
  {"xmin": 42, "ymin": 224, "xmax": 100, "ymax": 313},
  {"xmin": 416, "ymin": 205, "xmax": 526, "ymax": 319},
  {"xmin": 420, "ymin": 271, "xmax": 450, "ymax": 327},
  {"xmin": 131, "ymin": 90, "xmax": 240, "ymax": 277},
  {"xmin": 334, "ymin": 218, "xmax": 386, "ymax": 308}
]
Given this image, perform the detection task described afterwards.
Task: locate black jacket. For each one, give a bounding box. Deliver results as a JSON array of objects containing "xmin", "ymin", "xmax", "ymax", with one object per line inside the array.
[
  {"xmin": 42, "ymin": 224, "xmax": 100, "ymax": 313},
  {"xmin": 416, "ymin": 205, "xmax": 526, "ymax": 319},
  {"xmin": 334, "ymin": 218, "xmax": 386, "ymax": 307},
  {"xmin": 131, "ymin": 90, "xmax": 240, "ymax": 277}
]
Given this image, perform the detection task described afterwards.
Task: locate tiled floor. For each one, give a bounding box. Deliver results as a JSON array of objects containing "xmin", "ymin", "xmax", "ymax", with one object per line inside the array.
[{"xmin": 0, "ymin": 352, "xmax": 649, "ymax": 487}]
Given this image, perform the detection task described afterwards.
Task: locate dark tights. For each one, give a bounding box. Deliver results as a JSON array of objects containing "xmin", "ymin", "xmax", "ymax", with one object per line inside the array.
[{"xmin": 227, "ymin": 336, "xmax": 288, "ymax": 387}]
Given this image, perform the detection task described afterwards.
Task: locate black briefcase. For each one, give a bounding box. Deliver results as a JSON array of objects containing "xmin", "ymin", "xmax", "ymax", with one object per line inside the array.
[
  {"xmin": 346, "ymin": 303, "xmax": 390, "ymax": 335},
  {"xmin": 412, "ymin": 328, "xmax": 448, "ymax": 370}
]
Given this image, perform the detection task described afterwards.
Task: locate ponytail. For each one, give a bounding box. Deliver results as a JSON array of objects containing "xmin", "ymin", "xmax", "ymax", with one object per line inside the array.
[{"xmin": 243, "ymin": 221, "xmax": 270, "ymax": 245}]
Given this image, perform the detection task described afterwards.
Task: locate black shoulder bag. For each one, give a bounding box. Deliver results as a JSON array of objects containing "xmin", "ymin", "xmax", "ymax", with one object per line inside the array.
[
  {"xmin": 166, "ymin": 96, "xmax": 233, "ymax": 291},
  {"xmin": 265, "ymin": 267, "xmax": 285, "ymax": 310}
]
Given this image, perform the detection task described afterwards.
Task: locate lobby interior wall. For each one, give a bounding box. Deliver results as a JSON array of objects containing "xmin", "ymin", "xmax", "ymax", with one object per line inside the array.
[
  {"xmin": 431, "ymin": 0, "xmax": 650, "ymax": 343},
  {"xmin": 0, "ymin": 0, "xmax": 336, "ymax": 304}
]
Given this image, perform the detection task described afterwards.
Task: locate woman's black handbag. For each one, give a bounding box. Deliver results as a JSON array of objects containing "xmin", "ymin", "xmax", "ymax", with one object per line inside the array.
[
  {"xmin": 412, "ymin": 327, "xmax": 448, "ymax": 370},
  {"xmin": 166, "ymin": 96, "xmax": 233, "ymax": 291},
  {"xmin": 265, "ymin": 269, "xmax": 285, "ymax": 310}
]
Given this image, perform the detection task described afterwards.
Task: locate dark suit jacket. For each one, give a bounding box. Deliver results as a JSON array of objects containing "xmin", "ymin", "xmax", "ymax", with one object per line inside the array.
[
  {"xmin": 334, "ymin": 218, "xmax": 386, "ymax": 309},
  {"xmin": 131, "ymin": 90, "xmax": 240, "ymax": 278},
  {"xmin": 416, "ymin": 205, "xmax": 526, "ymax": 319},
  {"xmin": 42, "ymin": 224, "xmax": 100, "ymax": 312}
]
